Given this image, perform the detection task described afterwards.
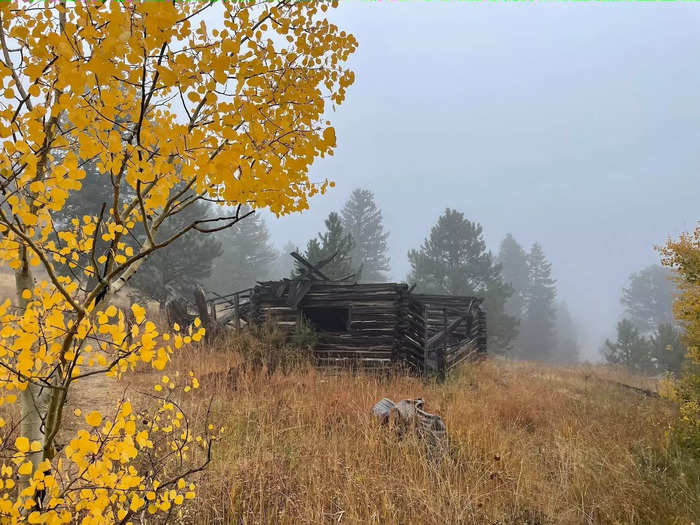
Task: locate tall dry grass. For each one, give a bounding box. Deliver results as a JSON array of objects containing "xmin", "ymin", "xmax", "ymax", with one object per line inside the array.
[
  {"xmin": 1, "ymin": 271, "xmax": 692, "ymax": 523},
  {"xmin": 156, "ymin": 334, "xmax": 699, "ymax": 525}
]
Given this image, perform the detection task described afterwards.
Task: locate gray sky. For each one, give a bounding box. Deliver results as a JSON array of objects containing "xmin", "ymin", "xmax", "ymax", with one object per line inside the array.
[{"xmin": 262, "ymin": 2, "xmax": 700, "ymax": 358}]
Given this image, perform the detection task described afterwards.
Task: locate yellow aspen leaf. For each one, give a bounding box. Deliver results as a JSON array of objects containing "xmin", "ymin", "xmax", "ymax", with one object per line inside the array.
[
  {"xmin": 130, "ymin": 494, "xmax": 145, "ymax": 511},
  {"xmin": 17, "ymin": 462, "xmax": 32, "ymax": 476},
  {"xmin": 136, "ymin": 431, "xmax": 151, "ymax": 449},
  {"xmin": 85, "ymin": 411, "xmax": 102, "ymax": 427},
  {"xmin": 120, "ymin": 401, "xmax": 132, "ymax": 417},
  {"xmin": 132, "ymin": 304, "xmax": 146, "ymax": 324},
  {"xmin": 323, "ymin": 126, "xmax": 336, "ymax": 147},
  {"xmin": 15, "ymin": 437, "xmax": 29, "ymax": 453}
]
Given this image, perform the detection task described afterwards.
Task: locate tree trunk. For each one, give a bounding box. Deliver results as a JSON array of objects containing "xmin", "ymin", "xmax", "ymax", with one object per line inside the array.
[
  {"xmin": 15, "ymin": 247, "xmax": 50, "ymax": 479},
  {"xmin": 102, "ymin": 238, "xmax": 153, "ymax": 305}
]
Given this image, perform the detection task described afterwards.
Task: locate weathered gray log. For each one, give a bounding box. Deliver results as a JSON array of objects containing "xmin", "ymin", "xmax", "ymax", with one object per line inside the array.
[
  {"xmin": 371, "ymin": 397, "xmax": 447, "ymax": 445},
  {"xmin": 290, "ymin": 251, "xmax": 331, "ymax": 280},
  {"xmin": 165, "ymin": 298, "xmax": 195, "ymax": 329}
]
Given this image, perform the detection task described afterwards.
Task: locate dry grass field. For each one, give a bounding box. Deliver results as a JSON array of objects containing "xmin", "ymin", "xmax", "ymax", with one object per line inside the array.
[
  {"xmin": 144, "ymin": 333, "xmax": 698, "ymax": 525},
  {"xmin": 0, "ymin": 274, "xmax": 696, "ymax": 524}
]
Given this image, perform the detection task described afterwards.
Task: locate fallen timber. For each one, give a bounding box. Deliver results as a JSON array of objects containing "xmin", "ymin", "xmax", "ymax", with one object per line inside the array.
[{"xmin": 371, "ymin": 397, "xmax": 447, "ymax": 446}]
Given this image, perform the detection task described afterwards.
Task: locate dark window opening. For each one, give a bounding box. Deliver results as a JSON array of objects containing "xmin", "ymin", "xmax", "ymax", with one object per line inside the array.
[{"xmin": 301, "ymin": 306, "xmax": 350, "ymax": 332}]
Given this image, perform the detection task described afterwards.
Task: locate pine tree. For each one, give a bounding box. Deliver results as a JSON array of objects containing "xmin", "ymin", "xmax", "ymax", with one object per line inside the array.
[
  {"xmin": 603, "ymin": 319, "xmax": 655, "ymax": 373},
  {"xmin": 497, "ymin": 234, "xmax": 529, "ymax": 320},
  {"xmin": 650, "ymin": 323, "xmax": 686, "ymax": 375},
  {"xmin": 407, "ymin": 208, "xmax": 517, "ymax": 351},
  {"xmin": 520, "ymin": 243, "xmax": 557, "ymax": 361},
  {"xmin": 340, "ymin": 188, "xmax": 390, "ymax": 282},
  {"xmin": 554, "ymin": 301, "xmax": 580, "ymax": 363},
  {"xmin": 129, "ymin": 199, "xmax": 223, "ymax": 307},
  {"xmin": 295, "ymin": 212, "xmax": 354, "ymax": 280},
  {"xmin": 206, "ymin": 208, "xmax": 277, "ymax": 293},
  {"xmin": 621, "ymin": 265, "xmax": 676, "ymax": 334}
]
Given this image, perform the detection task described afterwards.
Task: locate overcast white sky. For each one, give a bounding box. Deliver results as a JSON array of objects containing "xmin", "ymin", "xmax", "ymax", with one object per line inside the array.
[{"xmin": 255, "ymin": 2, "xmax": 700, "ymax": 358}]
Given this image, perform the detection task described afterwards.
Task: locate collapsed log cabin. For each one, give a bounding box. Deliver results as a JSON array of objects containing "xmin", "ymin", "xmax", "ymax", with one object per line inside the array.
[{"xmin": 207, "ymin": 253, "xmax": 487, "ymax": 378}]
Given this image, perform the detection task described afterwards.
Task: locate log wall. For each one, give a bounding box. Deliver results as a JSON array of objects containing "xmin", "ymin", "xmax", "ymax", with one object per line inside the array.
[
  {"xmin": 250, "ymin": 281, "xmax": 487, "ymax": 376},
  {"xmin": 409, "ymin": 294, "xmax": 485, "ymax": 375}
]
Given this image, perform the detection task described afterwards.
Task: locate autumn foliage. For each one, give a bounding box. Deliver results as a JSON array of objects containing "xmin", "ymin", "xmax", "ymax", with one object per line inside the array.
[
  {"xmin": 660, "ymin": 223, "xmax": 700, "ymax": 452},
  {"xmin": 0, "ymin": 1, "xmax": 355, "ymax": 522}
]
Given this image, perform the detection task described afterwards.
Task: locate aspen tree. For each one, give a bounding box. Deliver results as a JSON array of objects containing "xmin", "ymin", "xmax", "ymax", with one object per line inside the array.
[{"xmin": 0, "ymin": 1, "xmax": 356, "ymax": 521}]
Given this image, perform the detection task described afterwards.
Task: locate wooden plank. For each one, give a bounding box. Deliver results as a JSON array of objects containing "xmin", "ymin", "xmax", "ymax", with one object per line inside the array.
[
  {"xmin": 315, "ymin": 350, "xmax": 392, "ymax": 358},
  {"xmin": 287, "ymin": 279, "xmax": 313, "ymax": 308},
  {"xmin": 425, "ymin": 316, "xmax": 465, "ymax": 349},
  {"xmin": 290, "ymin": 252, "xmax": 330, "ymax": 280}
]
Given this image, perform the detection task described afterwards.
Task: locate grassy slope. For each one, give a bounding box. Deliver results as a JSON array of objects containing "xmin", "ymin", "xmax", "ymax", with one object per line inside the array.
[
  {"xmin": 0, "ymin": 268, "xmax": 695, "ymax": 525},
  {"xmin": 160, "ymin": 338, "xmax": 699, "ymax": 525}
]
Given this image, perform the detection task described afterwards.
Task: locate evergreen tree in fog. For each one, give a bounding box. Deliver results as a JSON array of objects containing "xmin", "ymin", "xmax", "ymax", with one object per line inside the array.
[
  {"xmin": 649, "ymin": 323, "xmax": 686, "ymax": 375},
  {"xmin": 206, "ymin": 207, "xmax": 277, "ymax": 293},
  {"xmin": 497, "ymin": 233, "xmax": 529, "ymax": 320},
  {"xmin": 604, "ymin": 319, "xmax": 654, "ymax": 373},
  {"xmin": 520, "ymin": 243, "xmax": 557, "ymax": 361},
  {"xmin": 621, "ymin": 265, "xmax": 676, "ymax": 334},
  {"xmin": 340, "ymin": 188, "xmax": 390, "ymax": 282},
  {"xmin": 129, "ymin": 199, "xmax": 223, "ymax": 306},
  {"xmin": 295, "ymin": 212, "xmax": 354, "ymax": 280},
  {"xmin": 407, "ymin": 208, "xmax": 517, "ymax": 351},
  {"xmin": 554, "ymin": 301, "xmax": 580, "ymax": 363}
]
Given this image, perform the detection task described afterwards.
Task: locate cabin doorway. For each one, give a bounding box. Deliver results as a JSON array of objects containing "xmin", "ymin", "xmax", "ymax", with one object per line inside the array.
[{"xmin": 301, "ymin": 306, "xmax": 351, "ymax": 332}]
